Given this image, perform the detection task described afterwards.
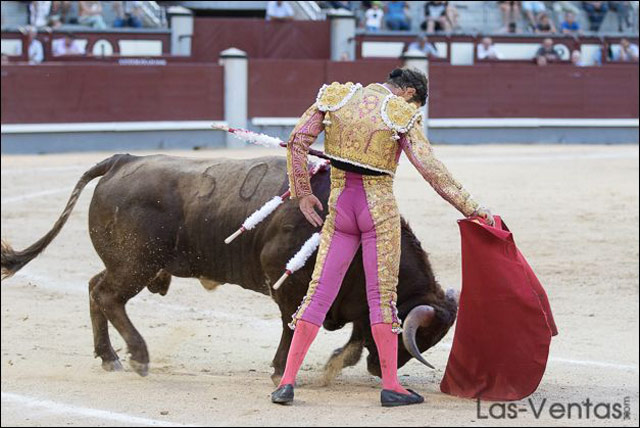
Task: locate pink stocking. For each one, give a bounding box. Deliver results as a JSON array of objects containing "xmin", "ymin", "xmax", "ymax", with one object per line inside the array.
[
  {"xmin": 279, "ymin": 320, "xmax": 320, "ymax": 387},
  {"xmin": 371, "ymin": 323, "xmax": 410, "ymax": 395}
]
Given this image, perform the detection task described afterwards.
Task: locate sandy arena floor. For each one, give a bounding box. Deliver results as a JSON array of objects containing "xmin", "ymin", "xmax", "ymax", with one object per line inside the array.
[{"xmin": 1, "ymin": 144, "xmax": 639, "ymax": 426}]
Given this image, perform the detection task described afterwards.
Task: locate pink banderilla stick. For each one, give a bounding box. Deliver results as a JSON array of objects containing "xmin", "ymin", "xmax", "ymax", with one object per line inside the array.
[
  {"xmin": 224, "ymin": 160, "xmax": 330, "ymax": 244},
  {"xmin": 211, "ymin": 124, "xmax": 330, "ymax": 161}
]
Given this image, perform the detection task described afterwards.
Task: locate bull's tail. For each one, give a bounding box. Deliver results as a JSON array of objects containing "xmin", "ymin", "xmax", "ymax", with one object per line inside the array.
[{"xmin": 1, "ymin": 154, "xmax": 130, "ymax": 280}]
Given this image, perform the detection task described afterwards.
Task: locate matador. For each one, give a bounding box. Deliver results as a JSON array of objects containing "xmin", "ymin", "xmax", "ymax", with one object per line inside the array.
[{"xmin": 271, "ymin": 68, "xmax": 493, "ymax": 407}]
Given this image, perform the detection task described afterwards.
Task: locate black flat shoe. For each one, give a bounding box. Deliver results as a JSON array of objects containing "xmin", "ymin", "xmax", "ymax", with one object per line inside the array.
[
  {"xmin": 381, "ymin": 388, "xmax": 425, "ymax": 407},
  {"xmin": 271, "ymin": 384, "xmax": 294, "ymax": 405}
]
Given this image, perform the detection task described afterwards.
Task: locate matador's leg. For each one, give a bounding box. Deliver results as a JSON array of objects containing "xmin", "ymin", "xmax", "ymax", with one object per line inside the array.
[
  {"xmin": 359, "ymin": 174, "xmax": 408, "ymax": 395},
  {"xmin": 280, "ymin": 168, "xmax": 360, "ymax": 388}
]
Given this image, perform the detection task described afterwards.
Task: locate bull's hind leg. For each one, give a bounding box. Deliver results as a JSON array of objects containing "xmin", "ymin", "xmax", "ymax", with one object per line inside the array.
[
  {"xmin": 322, "ymin": 321, "xmax": 365, "ymax": 385},
  {"xmin": 89, "ymin": 270, "xmax": 123, "ymax": 372},
  {"xmin": 90, "ymin": 269, "xmax": 152, "ymax": 377}
]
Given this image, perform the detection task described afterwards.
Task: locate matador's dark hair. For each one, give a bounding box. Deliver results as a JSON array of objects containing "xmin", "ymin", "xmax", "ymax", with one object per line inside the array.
[{"xmin": 386, "ymin": 67, "xmax": 428, "ymax": 106}]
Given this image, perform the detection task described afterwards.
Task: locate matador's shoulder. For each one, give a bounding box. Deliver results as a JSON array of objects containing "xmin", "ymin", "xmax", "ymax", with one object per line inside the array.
[
  {"xmin": 381, "ymin": 94, "xmax": 422, "ymax": 134},
  {"xmin": 315, "ymin": 81, "xmax": 362, "ymax": 112}
]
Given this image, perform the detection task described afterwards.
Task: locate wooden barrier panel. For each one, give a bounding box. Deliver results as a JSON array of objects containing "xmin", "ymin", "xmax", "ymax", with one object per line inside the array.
[
  {"xmin": 249, "ymin": 59, "xmax": 326, "ymax": 118},
  {"xmin": 191, "ymin": 18, "xmax": 330, "ymax": 62},
  {"xmin": 249, "ymin": 59, "xmax": 404, "ymax": 117},
  {"xmin": 429, "ymin": 62, "xmax": 639, "ymax": 118},
  {"xmin": 1, "ymin": 63, "xmax": 224, "ymax": 123},
  {"xmin": 1, "ymin": 61, "xmax": 637, "ymax": 124}
]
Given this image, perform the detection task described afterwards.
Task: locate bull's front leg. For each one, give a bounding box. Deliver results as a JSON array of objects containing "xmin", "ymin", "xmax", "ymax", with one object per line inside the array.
[{"xmin": 270, "ymin": 317, "xmax": 294, "ymax": 386}]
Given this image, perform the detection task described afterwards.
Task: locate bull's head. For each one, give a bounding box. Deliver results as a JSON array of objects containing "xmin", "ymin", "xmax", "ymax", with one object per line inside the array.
[{"xmin": 397, "ymin": 288, "xmax": 459, "ymax": 370}]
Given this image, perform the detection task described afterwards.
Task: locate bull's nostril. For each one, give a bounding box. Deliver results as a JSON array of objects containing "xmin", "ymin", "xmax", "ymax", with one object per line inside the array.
[{"xmin": 446, "ymin": 287, "xmax": 460, "ymax": 305}]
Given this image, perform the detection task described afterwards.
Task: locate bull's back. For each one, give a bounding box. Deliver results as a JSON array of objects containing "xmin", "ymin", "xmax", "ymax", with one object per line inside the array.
[{"xmin": 88, "ymin": 154, "xmax": 290, "ymax": 283}]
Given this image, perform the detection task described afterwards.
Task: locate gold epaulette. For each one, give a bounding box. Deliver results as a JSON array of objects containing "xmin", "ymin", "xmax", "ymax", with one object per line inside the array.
[
  {"xmin": 315, "ymin": 81, "xmax": 362, "ymax": 112},
  {"xmin": 381, "ymin": 95, "xmax": 422, "ymax": 136}
]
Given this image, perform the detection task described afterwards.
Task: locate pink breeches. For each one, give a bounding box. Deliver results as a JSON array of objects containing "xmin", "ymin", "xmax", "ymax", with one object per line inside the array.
[{"xmin": 289, "ymin": 167, "xmax": 402, "ymax": 333}]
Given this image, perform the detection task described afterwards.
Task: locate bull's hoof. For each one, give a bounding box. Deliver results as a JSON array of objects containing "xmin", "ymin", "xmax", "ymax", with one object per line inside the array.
[
  {"xmin": 367, "ymin": 362, "xmax": 382, "ymax": 378},
  {"xmin": 129, "ymin": 359, "xmax": 149, "ymax": 377},
  {"xmin": 270, "ymin": 373, "xmax": 282, "ymax": 387},
  {"xmin": 101, "ymin": 359, "xmax": 123, "ymax": 372}
]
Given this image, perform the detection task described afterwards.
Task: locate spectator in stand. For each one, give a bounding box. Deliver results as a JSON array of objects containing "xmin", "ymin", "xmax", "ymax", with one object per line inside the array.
[
  {"xmin": 521, "ymin": 1, "xmax": 547, "ymax": 31},
  {"xmin": 582, "ymin": 1, "xmax": 609, "ymax": 32},
  {"xmin": 364, "ymin": 2, "xmax": 384, "ymax": 32},
  {"xmin": 560, "ymin": 11, "xmax": 581, "ymax": 34},
  {"xmin": 612, "ymin": 37, "xmax": 639, "ymax": 62},
  {"xmin": 30, "ymin": 1, "xmax": 52, "ymax": 28},
  {"xmin": 422, "ymin": 1, "xmax": 451, "ymax": 33},
  {"xmin": 477, "ymin": 36, "xmax": 502, "ymax": 59},
  {"xmin": 23, "ymin": 26, "xmax": 44, "ymax": 64},
  {"xmin": 498, "ymin": 1, "xmax": 520, "ymax": 33},
  {"xmin": 327, "ymin": 1, "xmax": 352, "ymax": 11},
  {"xmin": 384, "ymin": 1, "xmax": 410, "ymax": 31},
  {"xmin": 535, "ymin": 37, "xmax": 561, "ymax": 65},
  {"xmin": 52, "ymin": 33, "xmax": 85, "ymax": 56},
  {"xmin": 50, "ymin": 1, "xmax": 72, "ymax": 25},
  {"xmin": 571, "ymin": 49, "xmax": 587, "ymax": 66},
  {"xmin": 535, "ymin": 12, "xmax": 557, "ymax": 34},
  {"xmin": 446, "ymin": 2, "xmax": 460, "ymax": 31},
  {"xmin": 113, "ymin": 1, "xmax": 143, "ymax": 28},
  {"xmin": 608, "ymin": 1, "xmax": 632, "ymax": 32},
  {"xmin": 79, "ymin": 1, "xmax": 107, "ymax": 29},
  {"xmin": 552, "ymin": 1, "xmax": 581, "ymax": 16},
  {"xmin": 356, "ymin": 1, "xmax": 372, "ymax": 29},
  {"xmin": 266, "ymin": 1, "xmax": 294, "ymax": 21},
  {"xmin": 407, "ymin": 34, "xmax": 440, "ymax": 58}
]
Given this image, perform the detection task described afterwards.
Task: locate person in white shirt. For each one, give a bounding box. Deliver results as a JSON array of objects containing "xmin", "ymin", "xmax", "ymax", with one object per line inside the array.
[
  {"xmin": 25, "ymin": 26, "xmax": 44, "ymax": 64},
  {"xmin": 477, "ymin": 37, "xmax": 502, "ymax": 60},
  {"xmin": 53, "ymin": 33, "xmax": 85, "ymax": 56},
  {"xmin": 266, "ymin": 1, "xmax": 294, "ymax": 21},
  {"xmin": 612, "ymin": 38, "xmax": 639, "ymax": 62},
  {"xmin": 407, "ymin": 34, "xmax": 440, "ymax": 58},
  {"xmin": 30, "ymin": 1, "xmax": 52, "ymax": 28},
  {"xmin": 571, "ymin": 50, "xmax": 586, "ymax": 67},
  {"xmin": 365, "ymin": 2, "xmax": 384, "ymax": 32}
]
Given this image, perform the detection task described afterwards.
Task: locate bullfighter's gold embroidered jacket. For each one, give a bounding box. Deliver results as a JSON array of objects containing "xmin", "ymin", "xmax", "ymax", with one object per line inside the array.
[{"xmin": 286, "ymin": 82, "xmax": 479, "ymax": 217}]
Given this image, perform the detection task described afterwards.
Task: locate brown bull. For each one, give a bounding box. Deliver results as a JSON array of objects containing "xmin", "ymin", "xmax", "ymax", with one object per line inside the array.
[{"xmin": 1, "ymin": 154, "xmax": 457, "ymax": 384}]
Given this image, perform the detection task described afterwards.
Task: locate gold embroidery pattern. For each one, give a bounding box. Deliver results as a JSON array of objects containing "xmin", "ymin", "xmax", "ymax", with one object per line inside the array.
[
  {"xmin": 316, "ymin": 82, "xmax": 360, "ymax": 111},
  {"xmin": 404, "ymin": 121, "xmax": 479, "ymax": 216},
  {"xmin": 323, "ymin": 85, "xmax": 401, "ymax": 174},
  {"xmin": 384, "ymin": 96, "xmax": 421, "ymax": 131},
  {"xmin": 361, "ymin": 174, "xmax": 403, "ymax": 334},
  {"xmin": 286, "ymin": 104, "xmax": 325, "ymax": 199},
  {"xmin": 289, "ymin": 168, "xmax": 347, "ymax": 330}
]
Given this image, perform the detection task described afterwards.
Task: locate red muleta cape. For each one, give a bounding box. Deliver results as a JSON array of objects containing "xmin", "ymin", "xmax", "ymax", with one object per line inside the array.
[{"xmin": 440, "ymin": 215, "xmax": 558, "ymax": 401}]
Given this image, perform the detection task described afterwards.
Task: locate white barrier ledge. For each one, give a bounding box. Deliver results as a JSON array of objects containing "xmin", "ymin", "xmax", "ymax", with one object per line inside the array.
[
  {"xmin": 3, "ymin": 118, "xmax": 637, "ymax": 134},
  {"xmin": 1, "ymin": 121, "xmax": 227, "ymax": 134},
  {"xmin": 252, "ymin": 117, "xmax": 639, "ymax": 128}
]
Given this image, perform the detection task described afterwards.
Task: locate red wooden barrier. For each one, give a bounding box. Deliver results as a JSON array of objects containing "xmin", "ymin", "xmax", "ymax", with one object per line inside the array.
[
  {"xmin": 1, "ymin": 63, "xmax": 224, "ymax": 123},
  {"xmin": 191, "ymin": 18, "xmax": 330, "ymax": 62},
  {"xmin": 1, "ymin": 61, "xmax": 637, "ymax": 123},
  {"xmin": 428, "ymin": 62, "xmax": 639, "ymax": 118}
]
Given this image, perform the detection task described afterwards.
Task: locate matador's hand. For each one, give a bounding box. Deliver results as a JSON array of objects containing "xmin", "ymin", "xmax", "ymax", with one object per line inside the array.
[
  {"xmin": 472, "ymin": 206, "xmax": 495, "ymax": 227},
  {"xmin": 299, "ymin": 194, "xmax": 324, "ymax": 228}
]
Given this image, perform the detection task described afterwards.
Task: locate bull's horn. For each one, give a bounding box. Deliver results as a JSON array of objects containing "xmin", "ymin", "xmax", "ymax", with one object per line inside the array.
[{"xmin": 402, "ymin": 305, "xmax": 436, "ymax": 370}]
